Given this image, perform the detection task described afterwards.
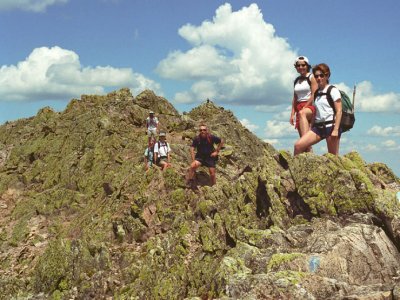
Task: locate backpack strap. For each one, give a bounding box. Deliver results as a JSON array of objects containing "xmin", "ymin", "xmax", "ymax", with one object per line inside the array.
[
  {"xmin": 157, "ymin": 141, "xmax": 169, "ymax": 155},
  {"xmin": 326, "ymin": 85, "xmax": 336, "ymax": 113},
  {"xmin": 294, "ymin": 74, "xmax": 311, "ymax": 87},
  {"xmin": 314, "ymin": 85, "xmax": 336, "ymax": 109},
  {"xmin": 314, "ymin": 85, "xmax": 336, "ymax": 112}
]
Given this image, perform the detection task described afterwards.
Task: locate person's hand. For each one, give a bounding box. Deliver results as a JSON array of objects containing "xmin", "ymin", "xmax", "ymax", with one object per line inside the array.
[
  {"xmin": 289, "ymin": 115, "xmax": 294, "ymax": 126},
  {"xmin": 331, "ymin": 129, "xmax": 339, "ymax": 137},
  {"xmin": 210, "ymin": 151, "xmax": 218, "ymax": 157}
]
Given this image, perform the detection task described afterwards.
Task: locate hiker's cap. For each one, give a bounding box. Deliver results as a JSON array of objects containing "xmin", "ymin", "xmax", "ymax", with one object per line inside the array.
[
  {"xmin": 159, "ymin": 132, "xmax": 166, "ymax": 137},
  {"xmin": 294, "ymin": 56, "xmax": 309, "ymax": 65},
  {"xmin": 149, "ymin": 111, "xmax": 154, "ymax": 114}
]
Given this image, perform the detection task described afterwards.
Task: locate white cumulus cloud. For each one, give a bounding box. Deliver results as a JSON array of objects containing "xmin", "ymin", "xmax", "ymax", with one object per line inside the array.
[
  {"xmin": 363, "ymin": 144, "xmax": 380, "ymax": 152},
  {"xmin": 0, "ymin": 46, "xmax": 160, "ymax": 102},
  {"xmin": 273, "ymin": 106, "xmax": 292, "ymax": 120},
  {"xmin": 0, "ymin": 0, "xmax": 67, "ymax": 12},
  {"xmin": 156, "ymin": 3, "xmax": 297, "ymax": 105},
  {"xmin": 240, "ymin": 118, "xmax": 259, "ymax": 132},
  {"xmin": 263, "ymin": 138, "xmax": 279, "ymax": 145},
  {"xmin": 255, "ymin": 104, "xmax": 287, "ymax": 113},
  {"xmin": 367, "ymin": 125, "xmax": 400, "ymax": 137},
  {"xmin": 383, "ymin": 140, "xmax": 400, "ymax": 151},
  {"xmin": 383, "ymin": 140, "xmax": 397, "ymax": 147},
  {"xmin": 264, "ymin": 120, "xmax": 297, "ymax": 138},
  {"xmin": 335, "ymin": 81, "xmax": 400, "ymax": 113}
]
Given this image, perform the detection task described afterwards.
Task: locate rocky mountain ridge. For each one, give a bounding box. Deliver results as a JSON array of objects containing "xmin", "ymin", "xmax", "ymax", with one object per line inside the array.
[{"xmin": 0, "ymin": 88, "xmax": 399, "ymax": 299}]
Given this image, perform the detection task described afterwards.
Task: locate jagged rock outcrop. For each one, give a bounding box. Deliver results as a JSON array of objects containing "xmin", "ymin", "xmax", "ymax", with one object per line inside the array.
[{"xmin": 0, "ymin": 88, "xmax": 399, "ymax": 299}]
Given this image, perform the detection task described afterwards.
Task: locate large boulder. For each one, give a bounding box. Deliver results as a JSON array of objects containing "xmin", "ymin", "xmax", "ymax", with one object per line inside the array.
[{"xmin": 0, "ymin": 89, "xmax": 398, "ymax": 299}]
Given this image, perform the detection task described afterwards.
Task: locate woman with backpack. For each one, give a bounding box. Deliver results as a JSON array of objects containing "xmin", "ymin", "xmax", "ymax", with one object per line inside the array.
[
  {"xmin": 294, "ymin": 63, "xmax": 342, "ymax": 155},
  {"xmin": 290, "ymin": 56, "xmax": 317, "ymax": 151}
]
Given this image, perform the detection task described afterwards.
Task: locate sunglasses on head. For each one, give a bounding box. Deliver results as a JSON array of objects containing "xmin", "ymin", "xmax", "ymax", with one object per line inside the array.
[{"xmin": 314, "ymin": 73, "xmax": 326, "ymax": 79}]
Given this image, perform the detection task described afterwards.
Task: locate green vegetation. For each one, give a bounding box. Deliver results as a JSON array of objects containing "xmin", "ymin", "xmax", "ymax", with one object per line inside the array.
[
  {"xmin": 0, "ymin": 89, "xmax": 398, "ymax": 299},
  {"xmin": 267, "ymin": 253, "xmax": 305, "ymax": 272}
]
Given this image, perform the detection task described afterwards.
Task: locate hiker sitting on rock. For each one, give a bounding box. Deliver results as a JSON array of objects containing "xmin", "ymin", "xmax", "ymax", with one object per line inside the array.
[
  {"xmin": 154, "ymin": 132, "xmax": 171, "ymax": 171},
  {"xmin": 146, "ymin": 111, "xmax": 159, "ymax": 142},
  {"xmin": 188, "ymin": 124, "xmax": 223, "ymax": 186},
  {"xmin": 144, "ymin": 138, "xmax": 155, "ymax": 171},
  {"xmin": 294, "ymin": 63, "xmax": 342, "ymax": 155},
  {"xmin": 290, "ymin": 56, "xmax": 317, "ymax": 152}
]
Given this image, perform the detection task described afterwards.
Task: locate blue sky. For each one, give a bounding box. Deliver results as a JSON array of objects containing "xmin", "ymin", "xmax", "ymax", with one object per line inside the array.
[{"xmin": 0, "ymin": 0, "xmax": 399, "ymax": 176}]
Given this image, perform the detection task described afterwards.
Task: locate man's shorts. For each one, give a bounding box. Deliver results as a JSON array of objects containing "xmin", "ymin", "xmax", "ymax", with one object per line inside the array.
[
  {"xmin": 311, "ymin": 125, "xmax": 342, "ymax": 140},
  {"xmin": 147, "ymin": 128, "xmax": 157, "ymax": 137},
  {"xmin": 156, "ymin": 156, "xmax": 168, "ymax": 166},
  {"xmin": 195, "ymin": 155, "xmax": 217, "ymax": 168}
]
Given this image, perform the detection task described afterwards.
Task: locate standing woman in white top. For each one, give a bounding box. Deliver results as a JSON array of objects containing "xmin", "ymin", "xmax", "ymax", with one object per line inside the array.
[
  {"xmin": 294, "ymin": 63, "xmax": 342, "ymax": 155},
  {"xmin": 290, "ymin": 56, "xmax": 317, "ymax": 146}
]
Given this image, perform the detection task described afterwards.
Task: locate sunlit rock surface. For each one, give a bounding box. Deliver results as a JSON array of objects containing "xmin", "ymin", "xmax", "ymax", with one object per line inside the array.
[{"xmin": 0, "ymin": 88, "xmax": 399, "ymax": 299}]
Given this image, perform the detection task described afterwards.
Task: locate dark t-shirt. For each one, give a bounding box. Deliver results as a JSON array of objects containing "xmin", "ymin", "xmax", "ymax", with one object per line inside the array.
[{"xmin": 191, "ymin": 134, "xmax": 221, "ymax": 157}]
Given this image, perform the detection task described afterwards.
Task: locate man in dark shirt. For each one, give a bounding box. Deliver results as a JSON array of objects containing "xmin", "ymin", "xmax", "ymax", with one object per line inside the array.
[{"xmin": 188, "ymin": 124, "xmax": 223, "ymax": 186}]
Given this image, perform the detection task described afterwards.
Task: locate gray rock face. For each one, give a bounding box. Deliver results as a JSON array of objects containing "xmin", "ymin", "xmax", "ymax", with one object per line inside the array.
[
  {"xmin": 0, "ymin": 89, "xmax": 399, "ymax": 299},
  {"xmin": 219, "ymin": 215, "xmax": 400, "ymax": 299}
]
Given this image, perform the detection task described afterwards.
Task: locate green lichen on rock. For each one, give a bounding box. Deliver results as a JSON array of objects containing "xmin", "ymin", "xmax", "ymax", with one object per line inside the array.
[
  {"xmin": 197, "ymin": 199, "xmax": 217, "ymax": 218},
  {"xmin": 10, "ymin": 217, "xmax": 29, "ymax": 247},
  {"xmin": 1, "ymin": 89, "xmax": 399, "ymax": 299},
  {"xmin": 267, "ymin": 252, "xmax": 305, "ymax": 272},
  {"xmin": 163, "ymin": 168, "xmax": 185, "ymax": 190},
  {"xmin": 272, "ymin": 270, "xmax": 307, "ymax": 285},
  {"xmin": 368, "ymin": 162, "xmax": 399, "ymax": 184},
  {"xmin": 214, "ymin": 256, "xmax": 252, "ymax": 288},
  {"xmin": 235, "ymin": 226, "xmax": 275, "ymax": 248},
  {"xmin": 199, "ymin": 215, "xmax": 227, "ymax": 253},
  {"xmin": 33, "ymin": 238, "xmax": 73, "ymax": 293},
  {"xmin": 289, "ymin": 153, "xmax": 389, "ymax": 217}
]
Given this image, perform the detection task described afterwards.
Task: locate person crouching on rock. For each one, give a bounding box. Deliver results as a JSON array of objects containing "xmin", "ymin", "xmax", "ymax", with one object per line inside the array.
[
  {"xmin": 154, "ymin": 132, "xmax": 171, "ymax": 171},
  {"xmin": 188, "ymin": 124, "xmax": 223, "ymax": 186}
]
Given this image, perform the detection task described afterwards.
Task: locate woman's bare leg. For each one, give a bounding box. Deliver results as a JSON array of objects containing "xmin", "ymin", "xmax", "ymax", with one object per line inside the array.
[
  {"xmin": 298, "ymin": 108, "xmax": 314, "ymax": 152},
  {"xmin": 326, "ymin": 135, "xmax": 340, "ymax": 155},
  {"xmin": 294, "ymin": 130, "xmax": 321, "ymax": 155}
]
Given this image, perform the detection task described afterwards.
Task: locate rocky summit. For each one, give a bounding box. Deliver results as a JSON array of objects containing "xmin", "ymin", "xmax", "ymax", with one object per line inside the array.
[{"xmin": 0, "ymin": 88, "xmax": 399, "ymax": 300}]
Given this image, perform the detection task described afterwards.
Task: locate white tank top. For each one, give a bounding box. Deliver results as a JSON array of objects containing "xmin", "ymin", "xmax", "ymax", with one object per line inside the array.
[{"xmin": 294, "ymin": 74, "xmax": 313, "ymax": 102}]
